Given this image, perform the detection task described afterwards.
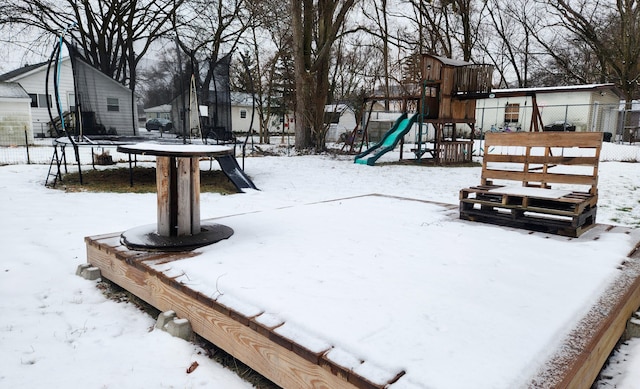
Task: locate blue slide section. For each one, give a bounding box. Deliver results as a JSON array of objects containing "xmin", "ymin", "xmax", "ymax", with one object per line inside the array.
[
  {"xmin": 216, "ymin": 155, "xmax": 258, "ymax": 192},
  {"xmin": 354, "ymin": 113, "xmax": 419, "ymax": 166}
]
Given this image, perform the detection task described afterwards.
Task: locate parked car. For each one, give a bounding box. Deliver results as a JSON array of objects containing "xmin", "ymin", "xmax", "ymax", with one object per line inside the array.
[
  {"xmin": 543, "ymin": 121, "xmax": 576, "ymax": 132},
  {"xmin": 146, "ymin": 118, "xmax": 173, "ymax": 132}
]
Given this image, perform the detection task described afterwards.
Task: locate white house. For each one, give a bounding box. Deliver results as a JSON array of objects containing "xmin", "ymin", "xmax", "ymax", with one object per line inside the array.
[
  {"xmin": 475, "ymin": 83, "xmax": 623, "ymax": 134},
  {"xmin": 0, "ymin": 82, "xmax": 33, "ymax": 146},
  {"xmin": 230, "ymin": 92, "xmax": 292, "ymax": 134},
  {"xmin": 144, "ymin": 104, "xmax": 172, "ymax": 120},
  {"xmin": 0, "ymin": 56, "xmax": 137, "ymax": 137},
  {"xmin": 324, "ymin": 103, "xmax": 357, "ymax": 142}
]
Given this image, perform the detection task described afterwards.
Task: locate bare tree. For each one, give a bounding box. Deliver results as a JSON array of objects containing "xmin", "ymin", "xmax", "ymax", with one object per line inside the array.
[
  {"xmin": 540, "ymin": 0, "xmax": 640, "ymax": 101},
  {"xmin": 406, "ymin": 0, "xmax": 485, "ymax": 61},
  {"xmin": 290, "ymin": 0, "xmax": 361, "ymax": 151},
  {"xmin": 479, "ymin": 0, "xmax": 545, "ymax": 87},
  {"xmin": 240, "ymin": 0, "xmax": 295, "ymax": 143},
  {"xmin": 3, "ymin": 0, "xmax": 180, "ymax": 89},
  {"xmin": 173, "ymin": 0, "xmax": 250, "ymax": 104}
]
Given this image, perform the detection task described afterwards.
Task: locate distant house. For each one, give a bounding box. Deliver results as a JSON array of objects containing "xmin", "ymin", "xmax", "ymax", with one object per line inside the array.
[
  {"xmin": 0, "ymin": 56, "xmax": 138, "ymax": 137},
  {"xmin": 144, "ymin": 104, "xmax": 172, "ymax": 121},
  {"xmin": 230, "ymin": 92, "xmax": 292, "ymax": 134},
  {"xmin": 476, "ymin": 83, "xmax": 623, "ymax": 134},
  {"xmin": 0, "ymin": 82, "xmax": 33, "ymax": 146},
  {"xmin": 324, "ymin": 104, "xmax": 357, "ymax": 142}
]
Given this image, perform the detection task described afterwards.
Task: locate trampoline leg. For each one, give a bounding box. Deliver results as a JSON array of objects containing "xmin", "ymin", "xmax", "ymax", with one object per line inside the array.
[{"xmin": 128, "ymin": 153, "xmax": 134, "ymax": 187}]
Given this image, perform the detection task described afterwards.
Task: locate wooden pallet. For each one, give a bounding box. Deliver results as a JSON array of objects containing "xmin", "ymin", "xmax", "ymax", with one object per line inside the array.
[{"xmin": 460, "ymin": 132, "xmax": 603, "ymax": 237}]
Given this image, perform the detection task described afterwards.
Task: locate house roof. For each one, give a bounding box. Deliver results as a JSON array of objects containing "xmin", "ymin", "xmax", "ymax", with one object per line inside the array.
[
  {"xmin": 491, "ymin": 83, "xmax": 625, "ymax": 99},
  {"xmin": 325, "ymin": 104, "xmax": 352, "ymax": 113},
  {"xmin": 0, "ymin": 61, "xmax": 49, "ymax": 82},
  {"xmin": 144, "ymin": 104, "xmax": 172, "ymax": 113},
  {"xmin": 230, "ymin": 92, "xmax": 254, "ymax": 107},
  {"xmin": 0, "ymin": 56, "xmax": 133, "ymax": 96},
  {"xmin": 0, "ymin": 82, "xmax": 30, "ymax": 99}
]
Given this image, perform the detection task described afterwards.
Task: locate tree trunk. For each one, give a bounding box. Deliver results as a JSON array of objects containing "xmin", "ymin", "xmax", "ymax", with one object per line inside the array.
[{"xmin": 291, "ymin": 0, "xmax": 313, "ymax": 149}]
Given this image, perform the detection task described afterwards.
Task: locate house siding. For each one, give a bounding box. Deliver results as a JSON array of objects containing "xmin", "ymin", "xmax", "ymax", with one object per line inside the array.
[{"xmin": 74, "ymin": 59, "xmax": 136, "ymax": 135}]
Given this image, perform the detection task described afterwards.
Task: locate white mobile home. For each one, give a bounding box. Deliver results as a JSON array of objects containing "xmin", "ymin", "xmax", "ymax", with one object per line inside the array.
[{"xmin": 475, "ymin": 84, "xmax": 623, "ymax": 134}]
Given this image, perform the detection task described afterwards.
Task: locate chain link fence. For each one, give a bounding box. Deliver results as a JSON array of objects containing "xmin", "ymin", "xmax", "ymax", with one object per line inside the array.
[
  {"xmin": 475, "ymin": 103, "xmax": 639, "ymax": 143},
  {"xmin": 2, "ymin": 102, "xmax": 640, "ymax": 165},
  {"xmin": 0, "ymin": 130, "xmax": 53, "ymax": 165},
  {"xmin": 0, "ymin": 129, "xmax": 150, "ymax": 166}
]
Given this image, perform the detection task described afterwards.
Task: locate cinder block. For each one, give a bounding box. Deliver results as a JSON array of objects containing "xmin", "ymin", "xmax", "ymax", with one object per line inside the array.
[
  {"xmin": 165, "ymin": 318, "xmax": 193, "ymax": 340},
  {"xmin": 76, "ymin": 264, "xmax": 101, "ymax": 280},
  {"xmin": 155, "ymin": 310, "xmax": 177, "ymax": 329},
  {"xmin": 75, "ymin": 263, "xmax": 91, "ymax": 276},
  {"xmin": 624, "ymin": 311, "xmax": 640, "ymax": 340}
]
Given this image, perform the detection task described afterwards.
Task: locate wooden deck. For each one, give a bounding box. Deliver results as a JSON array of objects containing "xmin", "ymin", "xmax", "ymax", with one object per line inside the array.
[
  {"xmin": 85, "ymin": 197, "xmax": 640, "ymax": 389},
  {"xmin": 86, "ymin": 232, "xmax": 396, "ymax": 389}
]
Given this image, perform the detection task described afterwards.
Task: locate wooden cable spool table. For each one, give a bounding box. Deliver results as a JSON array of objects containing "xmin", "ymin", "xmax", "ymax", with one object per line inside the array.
[{"xmin": 117, "ymin": 143, "xmax": 234, "ymax": 251}]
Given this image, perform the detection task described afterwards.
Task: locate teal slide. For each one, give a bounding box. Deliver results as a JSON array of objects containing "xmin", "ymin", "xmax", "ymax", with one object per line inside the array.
[{"xmin": 354, "ymin": 113, "xmax": 419, "ymax": 166}]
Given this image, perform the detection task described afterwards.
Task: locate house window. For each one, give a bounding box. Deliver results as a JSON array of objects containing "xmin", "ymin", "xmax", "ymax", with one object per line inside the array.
[
  {"xmin": 39, "ymin": 94, "xmax": 52, "ymax": 108},
  {"xmin": 504, "ymin": 103, "xmax": 519, "ymax": 123},
  {"xmin": 29, "ymin": 94, "xmax": 52, "ymax": 108},
  {"xmin": 324, "ymin": 112, "xmax": 341, "ymax": 124},
  {"xmin": 68, "ymin": 93, "xmax": 76, "ymax": 112},
  {"xmin": 107, "ymin": 97, "xmax": 119, "ymax": 112},
  {"xmin": 240, "ymin": 109, "xmax": 247, "ymax": 119}
]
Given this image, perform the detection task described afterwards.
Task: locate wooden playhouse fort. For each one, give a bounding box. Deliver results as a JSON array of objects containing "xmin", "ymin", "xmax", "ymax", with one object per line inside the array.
[
  {"xmin": 354, "ymin": 53, "xmax": 494, "ymax": 165},
  {"xmin": 410, "ymin": 53, "xmax": 493, "ymax": 164}
]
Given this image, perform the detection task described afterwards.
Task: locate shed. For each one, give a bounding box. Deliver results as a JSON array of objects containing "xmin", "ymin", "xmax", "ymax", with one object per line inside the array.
[{"xmin": 0, "ymin": 82, "xmax": 33, "ymax": 146}]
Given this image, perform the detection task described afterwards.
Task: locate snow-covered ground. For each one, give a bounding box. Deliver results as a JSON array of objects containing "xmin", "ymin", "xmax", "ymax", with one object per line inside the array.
[{"xmin": 0, "ymin": 140, "xmax": 639, "ymax": 388}]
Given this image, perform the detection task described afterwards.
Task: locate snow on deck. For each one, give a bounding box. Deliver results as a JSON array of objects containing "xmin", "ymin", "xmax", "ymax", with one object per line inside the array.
[{"xmin": 140, "ymin": 195, "xmax": 634, "ymax": 388}]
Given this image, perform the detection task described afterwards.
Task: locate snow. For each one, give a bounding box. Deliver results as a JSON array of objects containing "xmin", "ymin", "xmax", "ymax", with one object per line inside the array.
[
  {"xmin": 118, "ymin": 142, "xmax": 232, "ymax": 155},
  {"xmin": 488, "ymin": 185, "xmax": 573, "ymax": 198},
  {"xmin": 0, "ymin": 140, "xmax": 639, "ymax": 388}
]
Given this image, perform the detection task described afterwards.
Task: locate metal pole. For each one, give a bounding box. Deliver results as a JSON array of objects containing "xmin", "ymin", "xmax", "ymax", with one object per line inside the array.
[{"xmin": 25, "ymin": 129, "xmax": 31, "ymax": 164}]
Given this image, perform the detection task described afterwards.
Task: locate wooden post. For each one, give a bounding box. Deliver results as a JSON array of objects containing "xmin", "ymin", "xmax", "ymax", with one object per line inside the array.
[
  {"xmin": 191, "ymin": 157, "xmax": 201, "ymax": 234},
  {"xmin": 177, "ymin": 157, "xmax": 192, "ymax": 235},
  {"xmin": 156, "ymin": 157, "xmax": 171, "ymax": 236}
]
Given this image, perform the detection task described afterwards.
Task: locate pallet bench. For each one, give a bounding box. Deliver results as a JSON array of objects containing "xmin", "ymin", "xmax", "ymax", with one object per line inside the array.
[{"xmin": 459, "ymin": 132, "xmax": 603, "ymax": 237}]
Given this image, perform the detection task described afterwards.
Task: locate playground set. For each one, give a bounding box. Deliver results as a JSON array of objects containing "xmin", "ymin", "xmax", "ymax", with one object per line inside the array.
[{"xmin": 352, "ymin": 54, "xmax": 494, "ymax": 165}]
